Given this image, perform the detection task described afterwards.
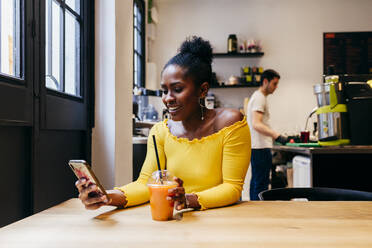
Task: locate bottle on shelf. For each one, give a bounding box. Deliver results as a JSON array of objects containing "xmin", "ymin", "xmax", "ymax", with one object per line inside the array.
[{"xmin": 227, "ymin": 34, "xmax": 237, "ymax": 54}]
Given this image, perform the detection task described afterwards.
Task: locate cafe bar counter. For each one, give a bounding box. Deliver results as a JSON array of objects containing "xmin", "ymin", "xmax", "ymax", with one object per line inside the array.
[
  {"xmin": 272, "ymin": 145, "xmax": 372, "ymax": 192},
  {"xmin": 1, "ymin": 198, "xmax": 372, "ymax": 248}
]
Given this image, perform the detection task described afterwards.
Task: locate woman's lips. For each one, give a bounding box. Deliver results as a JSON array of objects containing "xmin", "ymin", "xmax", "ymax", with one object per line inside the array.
[{"xmin": 168, "ymin": 106, "xmax": 181, "ymax": 113}]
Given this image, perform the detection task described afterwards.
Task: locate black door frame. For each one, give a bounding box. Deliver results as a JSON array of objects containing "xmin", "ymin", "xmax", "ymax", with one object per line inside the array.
[
  {"xmin": 31, "ymin": 0, "xmax": 95, "ymax": 213},
  {"xmin": 0, "ymin": 0, "xmax": 95, "ymax": 226}
]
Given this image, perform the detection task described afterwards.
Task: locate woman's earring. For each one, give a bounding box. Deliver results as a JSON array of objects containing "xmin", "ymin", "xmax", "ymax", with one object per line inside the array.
[{"xmin": 199, "ymin": 98, "xmax": 205, "ymax": 121}]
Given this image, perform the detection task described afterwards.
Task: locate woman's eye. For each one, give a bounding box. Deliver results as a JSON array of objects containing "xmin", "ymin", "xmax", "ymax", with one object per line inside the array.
[
  {"xmin": 162, "ymin": 90, "xmax": 168, "ymax": 95},
  {"xmin": 174, "ymin": 87, "xmax": 183, "ymax": 93}
]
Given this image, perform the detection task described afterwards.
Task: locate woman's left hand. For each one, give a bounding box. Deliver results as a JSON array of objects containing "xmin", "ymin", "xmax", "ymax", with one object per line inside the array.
[{"xmin": 167, "ymin": 177, "xmax": 186, "ymax": 210}]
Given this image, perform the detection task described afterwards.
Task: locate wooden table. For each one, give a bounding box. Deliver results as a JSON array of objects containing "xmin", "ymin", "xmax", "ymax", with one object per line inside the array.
[{"xmin": 1, "ymin": 199, "xmax": 372, "ymax": 248}]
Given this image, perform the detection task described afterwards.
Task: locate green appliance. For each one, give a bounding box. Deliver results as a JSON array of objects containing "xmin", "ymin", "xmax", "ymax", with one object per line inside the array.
[{"xmin": 313, "ymin": 76, "xmax": 350, "ymax": 146}]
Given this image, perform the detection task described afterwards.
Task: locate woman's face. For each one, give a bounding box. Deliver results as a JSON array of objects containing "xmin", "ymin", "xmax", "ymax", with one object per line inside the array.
[{"xmin": 161, "ymin": 64, "xmax": 200, "ymax": 121}]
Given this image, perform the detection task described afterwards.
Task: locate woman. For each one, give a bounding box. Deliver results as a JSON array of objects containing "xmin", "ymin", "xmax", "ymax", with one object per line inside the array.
[{"xmin": 76, "ymin": 36, "xmax": 251, "ymax": 211}]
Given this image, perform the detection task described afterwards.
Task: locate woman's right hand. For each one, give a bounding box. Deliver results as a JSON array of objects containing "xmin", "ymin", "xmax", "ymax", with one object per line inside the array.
[{"xmin": 75, "ymin": 178, "xmax": 111, "ymax": 210}]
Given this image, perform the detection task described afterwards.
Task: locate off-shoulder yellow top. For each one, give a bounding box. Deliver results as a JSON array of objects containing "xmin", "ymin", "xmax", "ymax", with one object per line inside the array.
[{"xmin": 116, "ymin": 117, "xmax": 251, "ymax": 210}]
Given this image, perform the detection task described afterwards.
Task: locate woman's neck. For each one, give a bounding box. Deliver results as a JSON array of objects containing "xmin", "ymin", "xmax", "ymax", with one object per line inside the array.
[{"xmin": 181, "ymin": 107, "xmax": 208, "ymax": 132}]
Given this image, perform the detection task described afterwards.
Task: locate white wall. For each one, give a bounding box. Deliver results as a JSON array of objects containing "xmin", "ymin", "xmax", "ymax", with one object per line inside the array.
[
  {"xmin": 115, "ymin": 0, "xmax": 134, "ymax": 187},
  {"xmin": 150, "ymin": 0, "xmax": 372, "ymax": 135},
  {"xmin": 93, "ymin": 0, "xmax": 133, "ymax": 189}
]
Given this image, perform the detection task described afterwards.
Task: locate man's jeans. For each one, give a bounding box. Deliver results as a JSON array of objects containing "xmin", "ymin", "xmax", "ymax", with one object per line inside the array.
[{"xmin": 249, "ymin": 148, "xmax": 272, "ymax": 200}]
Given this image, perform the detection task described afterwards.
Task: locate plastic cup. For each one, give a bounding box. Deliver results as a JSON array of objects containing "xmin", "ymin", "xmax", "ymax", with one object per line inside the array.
[
  {"xmin": 300, "ymin": 131, "xmax": 310, "ymax": 143},
  {"xmin": 147, "ymin": 170, "xmax": 176, "ymax": 221}
]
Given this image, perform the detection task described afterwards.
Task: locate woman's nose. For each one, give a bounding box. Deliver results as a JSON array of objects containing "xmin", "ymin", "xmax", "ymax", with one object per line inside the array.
[{"xmin": 163, "ymin": 92, "xmax": 175, "ymax": 103}]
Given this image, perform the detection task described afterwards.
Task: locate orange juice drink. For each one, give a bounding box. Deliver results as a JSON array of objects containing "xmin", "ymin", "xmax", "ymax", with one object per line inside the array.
[{"xmin": 148, "ymin": 181, "xmax": 177, "ymax": 221}]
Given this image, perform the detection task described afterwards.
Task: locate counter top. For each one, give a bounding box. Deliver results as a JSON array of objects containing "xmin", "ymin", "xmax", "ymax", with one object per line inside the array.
[
  {"xmin": 1, "ymin": 199, "xmax": 372, "ymax": 248},
  {"xmin": 273, "ymin": 145, "xmax": 372, "ymax": 155},
  {"xmin": 135, "ymin": 120, "xmax": 157, "ymax": 128},
  {"xmin": 133, "ymin": 136, "xmax": 148, "ymax": 144}
]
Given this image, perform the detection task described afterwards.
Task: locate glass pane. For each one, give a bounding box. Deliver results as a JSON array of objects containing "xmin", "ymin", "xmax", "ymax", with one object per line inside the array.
[
  {"xmin": 133, "ymin": 0, "xmax": 145, "ymax": 88},
  {"xmin": 137, "ymin": 32, "xmax": 141, "ymax": 55},
  {"xmin": 137, "ymin": 14, "xmax": 141, "ymax": 29},
  {"xmin": 65, "ymin": 0, "xmax": 80, "ymax": 14},
  {"xmin": 134, "ymin": 54, "xmax": 138, "ymax": 85},
  {"xmin": 137, "ymin": 54, "xmax": 141, "ymax": 84},
  {"xmin": 45, "ymin": 0, "xmax": 62, "ymax": 91},
  {"xmin": 134, "ymin": 15, "xmax": 137, "ymax": 29},
  {"xmin": 138, "ymin": 7, "xmax": 142, "ymax": 24},
  {"xmin": 52, "ymin": 1, "xmax": 62, "ymax": 86},
  {"xmin": 0, "ymin": 0, "xmax": 21, "ymax": 78},
  {"xmin": 65, "ymin": 10, "xmax": 80, "ymax": 96},
  {"xmin": 134, "ymin": 28, "xmax": 138, "ymax": 51},
  {"xmin": 134, "ymin": 4, "xmax": 138, "ymax": 17},
  {"xmin": 45, "ymin": 75, "xmax": 58, "ymax": 90}
]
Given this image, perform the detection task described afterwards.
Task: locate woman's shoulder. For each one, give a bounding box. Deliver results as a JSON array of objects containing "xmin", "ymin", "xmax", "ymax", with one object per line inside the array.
[
  {"xmin": 214, "ymin": 108, "xmax": 244, "ymax": 131},
  {"xmin": 149, "ymin": 120, "xmax": 168, "ymax": 136}
]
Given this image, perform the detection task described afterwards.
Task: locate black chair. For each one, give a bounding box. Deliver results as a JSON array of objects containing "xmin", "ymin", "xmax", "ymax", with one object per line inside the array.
[{"xmin": 258, "ymin": 187, "xmax": 372, "ymax": 201}]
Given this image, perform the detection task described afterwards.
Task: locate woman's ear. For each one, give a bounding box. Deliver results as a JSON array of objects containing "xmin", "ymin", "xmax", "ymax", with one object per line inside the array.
[{"xmin": 199, "ymin": 82, "xmax": 209, "ymax": 98}]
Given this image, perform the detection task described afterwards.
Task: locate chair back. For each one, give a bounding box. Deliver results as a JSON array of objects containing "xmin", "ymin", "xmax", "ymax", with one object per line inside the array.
[{"xmin": 259, "ymin": 187, "xmax": 372, "ymax": 201}]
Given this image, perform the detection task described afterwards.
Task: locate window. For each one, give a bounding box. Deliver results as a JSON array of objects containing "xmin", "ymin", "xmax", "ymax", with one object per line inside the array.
[
  {"xmin": 133, "ymin": 0, "xmax": 145, "ymax": 88},
  {"xmin": 0, "ymin": 0, "xmax": 22, "ymax": 78},
  {"xmin": 45, "ymin": 0, "xmax": 81, "ymax": 96}
]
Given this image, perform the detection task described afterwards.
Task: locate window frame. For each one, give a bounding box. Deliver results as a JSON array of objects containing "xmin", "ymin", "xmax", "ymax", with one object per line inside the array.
[
  {"xmin": 45, "ymin": 0, "xmax": 83, "ymax": 99},
  {"xmin": 133, "ymin": 0, "xmax": 145, "ymax": 88}
]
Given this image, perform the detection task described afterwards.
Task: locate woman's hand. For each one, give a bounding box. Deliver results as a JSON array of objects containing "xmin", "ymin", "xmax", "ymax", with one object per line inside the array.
[
  {"xmin": 75, "ymin": 178, "xmax": 111, "ymax": 210},
  {"xmin": 167, "ymin": 177, "xmax": 201, "ymax": 210},
  {"xmin": 167, "ymin": 177, "xmax": 186, "ymax": 210}
]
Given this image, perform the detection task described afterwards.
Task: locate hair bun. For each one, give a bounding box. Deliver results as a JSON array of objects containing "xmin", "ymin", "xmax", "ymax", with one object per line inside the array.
[{"xmin": 179, "ymin": 36, "xmax": 213, "ymax": 65}]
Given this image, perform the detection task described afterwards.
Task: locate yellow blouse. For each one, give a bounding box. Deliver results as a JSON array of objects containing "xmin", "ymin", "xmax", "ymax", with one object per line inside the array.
[{"xmin": 116, "ymin": 117, "xmax": 251, "ymax": 210}]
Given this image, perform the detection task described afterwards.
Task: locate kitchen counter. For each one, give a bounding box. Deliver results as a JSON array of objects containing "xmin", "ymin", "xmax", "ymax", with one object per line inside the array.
[
  {"xmin": 272, "ymin": 145, "xmax": 372, "ymax": 192},
  {"xmin": 133, "ymin": 136, "xmax": 148, "ymax": 144},
  {"xmin": 273, "ymin": 145, "xmax": 372, "ymax": 155}
]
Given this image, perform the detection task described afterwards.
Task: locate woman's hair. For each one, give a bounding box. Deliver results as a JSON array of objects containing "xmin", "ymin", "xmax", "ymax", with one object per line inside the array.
[{"xmin": 163, "ymin": 36, "xmax": 213, "ymax": 87}]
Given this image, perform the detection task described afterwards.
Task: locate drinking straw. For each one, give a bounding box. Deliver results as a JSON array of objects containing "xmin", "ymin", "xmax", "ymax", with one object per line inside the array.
[{"xmin": 152, "ymin": 135, "xmax": 163, "ymax": 184}]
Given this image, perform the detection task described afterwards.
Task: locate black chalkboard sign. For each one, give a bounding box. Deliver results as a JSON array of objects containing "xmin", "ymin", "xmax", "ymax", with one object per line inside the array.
[{"xmin": 324, "ymin": 32, "xmax": 372, "ymax": 75}]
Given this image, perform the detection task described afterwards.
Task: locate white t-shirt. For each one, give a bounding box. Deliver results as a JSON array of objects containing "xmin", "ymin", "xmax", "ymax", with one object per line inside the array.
[{"xmin": 247, "ymin": 90, "xmax": 273, "ymax": 148}]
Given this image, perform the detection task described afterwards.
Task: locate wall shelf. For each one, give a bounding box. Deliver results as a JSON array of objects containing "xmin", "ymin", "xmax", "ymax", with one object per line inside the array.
[
  {"xmin": 210, "ymin": 84, "xmax": 259, "ymax": 89},
  {"xmin": 213, "ymin": 52, "xmax": 264, "ymax": 58}
]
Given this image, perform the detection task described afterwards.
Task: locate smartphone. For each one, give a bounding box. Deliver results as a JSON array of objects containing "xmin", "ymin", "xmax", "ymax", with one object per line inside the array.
[{"xmin": 68, "ymin": 160, "xmax": 108, "ymax": 198}]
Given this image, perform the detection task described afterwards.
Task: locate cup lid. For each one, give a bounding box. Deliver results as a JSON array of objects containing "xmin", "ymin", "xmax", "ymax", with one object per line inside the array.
[{"xmin": 147, "ymin": 170, "xmax": 174, "ymax": 185}]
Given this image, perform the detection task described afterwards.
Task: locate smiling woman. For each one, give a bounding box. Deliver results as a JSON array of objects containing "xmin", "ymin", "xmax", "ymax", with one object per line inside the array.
[{"xmin": 75, "ymin": 36, "xmax": 252, "ymax": 213}]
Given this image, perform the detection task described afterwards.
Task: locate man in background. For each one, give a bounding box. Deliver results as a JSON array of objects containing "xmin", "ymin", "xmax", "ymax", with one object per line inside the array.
[{"xmin": 247, "ymin": 69, "xmax": 288, "ymax": 200}]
